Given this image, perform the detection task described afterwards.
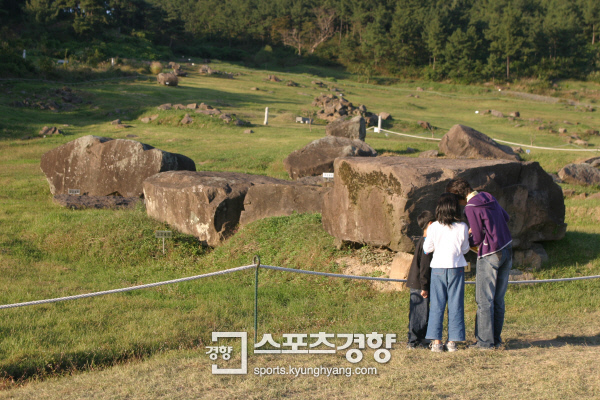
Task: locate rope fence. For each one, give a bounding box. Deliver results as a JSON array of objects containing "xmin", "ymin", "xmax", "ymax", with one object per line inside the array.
[
  {"xmin": 1, "ymin": 260, "xmax": 599, "ymax": 310},
  {"xmin": 368, "ymin": 126, "xmax": 600, "ymax": 152}
]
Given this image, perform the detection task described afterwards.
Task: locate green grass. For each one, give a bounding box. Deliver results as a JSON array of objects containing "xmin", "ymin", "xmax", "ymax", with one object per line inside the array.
[{"xmin": 0, "ymin": 61, "xmax": 599, "ymax": 397}]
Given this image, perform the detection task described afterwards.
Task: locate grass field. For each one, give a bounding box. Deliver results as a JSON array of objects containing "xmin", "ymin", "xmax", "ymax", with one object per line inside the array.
[{"xmin": 0, "ymin": 61, "xmax": 599, "ymax": 399}]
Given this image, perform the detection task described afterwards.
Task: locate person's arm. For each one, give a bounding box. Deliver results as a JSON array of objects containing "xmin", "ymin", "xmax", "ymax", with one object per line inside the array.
[
  {"xmin": 460, "ymin": 223, "xmax": 471, "ymax": 254},
  {"xmin": 464, "ymin": 207, "xmax": 484, "ymax": 246},
  {"xmin": 419, "ymin": 248, "xmax": 433, "ymax": 296},
  {"xmin": 423, "ymin": 226, "xmax": 435, "ymax": 254}
]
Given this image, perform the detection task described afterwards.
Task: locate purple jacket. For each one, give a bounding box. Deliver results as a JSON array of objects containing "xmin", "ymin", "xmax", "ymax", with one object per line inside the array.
[{"xmin": 464, "ymin": 192, "xmax": 512, "ymax": 258}]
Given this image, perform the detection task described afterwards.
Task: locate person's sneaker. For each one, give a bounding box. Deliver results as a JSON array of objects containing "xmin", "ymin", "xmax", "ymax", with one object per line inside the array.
[
  {"xmin": 446, "ymin": 341, "xmax": 458, "ymax": 352},
  {"xmin": 430, "ymin": 342, "xmax": 444, "ymax": 353}
]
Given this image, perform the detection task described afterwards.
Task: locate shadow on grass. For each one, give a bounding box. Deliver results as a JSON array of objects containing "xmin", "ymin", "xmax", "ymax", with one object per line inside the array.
[
  {"xmin": 0, "ymin": 339, "xmax": 199, "ymax": 383},
  {"xmin": 507, "ymin": 332, "xmax": 600, "ymax": 349},
  {"xmin": 543, "ymin": 230, "xmax": 600, "ymax": 269}
]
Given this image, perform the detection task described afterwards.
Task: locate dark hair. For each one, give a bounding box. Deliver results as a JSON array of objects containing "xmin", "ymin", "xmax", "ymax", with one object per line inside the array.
[
  {"xmin": 417, "ymin": 210, "xmax": 435, "ymax": 231},
  {"xmin": 435, "ymin": 193, "xmax": 462, "ymax": 226},
  {"xmin": 445, "ymin": 178, "xmax": 473, "ymax": 201}
]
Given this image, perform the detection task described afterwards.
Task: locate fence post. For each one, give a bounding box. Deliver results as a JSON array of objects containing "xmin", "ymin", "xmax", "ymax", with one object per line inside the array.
[
  {"xmin": 264, "ymin": 107, "xmax": 269, "ymax": 125},
  {"xmin": 253, "ymin": 255, "xmax": 261, "ymax": 343}
]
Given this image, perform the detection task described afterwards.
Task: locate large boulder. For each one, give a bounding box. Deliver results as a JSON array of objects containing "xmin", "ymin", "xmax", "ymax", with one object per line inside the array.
[
  {"xmin": 283, "ymin": 136, "xmax": 377, "ymax": 180},
  {"xmin": 40, "ymin": 135, "xmax": 196, "ymax": 197},
  {"xmin": 581, "ymin": 156, "xmax": 600, "ymax": 168},
  {"xmin": 239, "ymin": 178, "xmax": 330, "ymax": 226},
  {"xmin": 439, "ymin": 124, "xmax": 521, "ymax": 161},
  {"xmin": 157, "ymin": 73, "xmax": 178, "ymax": 86},
  {"xmin": 325, "ymin": 116, "xmax": 366, "ymax": 141},
  {"xmin": 143, "ymin": 171, "xmax": 283, "ymax": 246},
  {"xmin": 558, "ymin": 163, "xmax": 600, "ymax": 186},
  {"xmin": 322, "ymin": 157, "xmax": 566, "ymax": 252}
]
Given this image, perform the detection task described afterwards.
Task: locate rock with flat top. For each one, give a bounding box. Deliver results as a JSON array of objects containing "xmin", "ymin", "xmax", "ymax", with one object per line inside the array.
[
  {"xmin": 439, "ymin": 124, "xmax": 521, "ymax": 161},
  {"xmin": 143, "ymin": 171, "xmax": 283, "ymax": 246},
  {"xmin": 322, "ymin": 157, "xmax": 565, "ymax": 252},
  {"xmin": 558, "ymin": 163, "xmax": 600, "ymax": 186},
  {"xmin": 325, "ymin": 116, "xmax": 366, "ymax": 141},
  {"xmin": 240, "ymin": 178, "xmax": 330, "ymax": 226},
  {"xmin": 40, "ymin": 135, "xmax": 195, "ymax": 197},
  {"xmin": 283, "ymin": 136, "xmax": 377, "ymax": 180}
]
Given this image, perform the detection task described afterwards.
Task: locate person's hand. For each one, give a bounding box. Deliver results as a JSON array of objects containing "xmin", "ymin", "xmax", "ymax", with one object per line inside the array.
[
  {"xmin": 421, "ymin": 290, "xmax": 429, "ymax": 298},
  {"xmin": 468, "ymin": 228, "xmax": 472, "ymax": 234}
]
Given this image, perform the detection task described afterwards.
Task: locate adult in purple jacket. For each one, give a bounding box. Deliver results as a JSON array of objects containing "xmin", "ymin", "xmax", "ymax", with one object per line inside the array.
[{"xmin": 446, "ymin": 178, "xmax": 512, "ymax": 349}]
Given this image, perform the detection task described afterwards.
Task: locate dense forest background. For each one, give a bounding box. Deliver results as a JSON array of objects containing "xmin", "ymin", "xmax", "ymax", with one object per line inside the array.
[{"xmin": 2, "ymin": 0, "xmax": 600, "ymax": 82}]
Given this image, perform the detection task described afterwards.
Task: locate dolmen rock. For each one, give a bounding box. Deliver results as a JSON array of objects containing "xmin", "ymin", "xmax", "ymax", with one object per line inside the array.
[
  {"xmin": 283, "ymin": 136, "xmax": 377, "ymax": 180},
  {"xmin": 325, "ymin": 116, "xmax": 367, "ymax": 141},
  {"xmin": 157, "ymin": 73, "xmax": 178, "ymax": 86},
  {"xmin": 239, "ymin": 177, "xmax": 330, "ymax": 226},
  {"xmin": 322, "ymin": 157, "xmax": 566, "ymax": 253},
  {"xmin": 40, "ymin": 135, "xmax": 196, "ymax": 197},
  {"xmin": 439, "ymin": 124, "xmax": 521, "ymax": 161},
  {"xmin": 558, "ymin": 163, "xmax": 600, "ymax": 186},
  {"xmin": 143, "ymin": 171, "xmax": 285, "ymax": 246}
]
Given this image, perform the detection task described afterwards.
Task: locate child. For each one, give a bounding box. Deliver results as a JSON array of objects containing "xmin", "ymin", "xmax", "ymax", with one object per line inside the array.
[
  {"xmin": 423, "ymin": 193, "xmax": 470, "ymax": 352},
  {"xmin": 406, "ymin": 210, "xmax": 435, "ymax": 349}
]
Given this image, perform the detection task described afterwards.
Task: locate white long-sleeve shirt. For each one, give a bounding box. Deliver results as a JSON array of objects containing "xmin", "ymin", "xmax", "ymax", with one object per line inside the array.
[{"xmin": 423, "ymin": 221, "xmax": 470, "ymax": 269}]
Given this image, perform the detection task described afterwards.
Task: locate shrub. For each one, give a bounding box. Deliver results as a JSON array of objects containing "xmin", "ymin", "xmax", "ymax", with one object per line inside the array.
[{"xmin": 150, "ymin": 61, "xmax": 163, "ymax": 75}]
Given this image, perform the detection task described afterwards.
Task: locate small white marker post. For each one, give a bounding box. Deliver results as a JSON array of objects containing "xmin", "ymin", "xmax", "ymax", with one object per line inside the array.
[
  {"xmin": 155, "ymin": 230, "xmax": 173, "ymax": 254},
  {"xmin": 374, "ymin": 115, "xmax": 382, "ymax": 133},
  {"xmin": 264, "ymin": 107, "xmax": 269, "ymax": 125},
  {"xmin": 23, "ymin": 50, "xmax": 26, "ymax": 59}
]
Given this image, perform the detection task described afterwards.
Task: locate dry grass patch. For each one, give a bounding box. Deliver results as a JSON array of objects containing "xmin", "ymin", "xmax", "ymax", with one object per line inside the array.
[{"xmin": 1, "ymin": 341, "xmax": 599, "ymax": 399}]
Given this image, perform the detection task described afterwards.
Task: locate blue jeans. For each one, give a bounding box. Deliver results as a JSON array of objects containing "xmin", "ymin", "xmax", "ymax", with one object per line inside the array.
[
  {"xmin": 425, "ymin": 268, "xmax": 465, "ymax": 342},
  {"xmin": 475, "ymin": 245, "xmax": 512, "ymax": 348},
  {"xmin": 408, "ymin": 289, "xmax": 430, "ymax": 344}
]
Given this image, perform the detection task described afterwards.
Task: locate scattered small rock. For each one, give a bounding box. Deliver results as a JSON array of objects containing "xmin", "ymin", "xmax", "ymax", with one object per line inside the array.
[
  {"xmin": 558, "ymin": 128, "xmax": 567, "ymax": 134},
  {"xmin": 157, "ymin": 103, "xmax": 172, "ymax": 111},
  {"xmin": 491, "ymin": 110, "xmax": 505, "ymax": 118},
  {"xmin": 416, "ymin": 87, "xmax": 424, "ymax": 91},
  {"xmin": 405, "ymin": 147, "xmax": 417, "ymax": 154},
  {"xmin": 140, "ymin": 114, "xmax": 159, "ymax": 123},
  {"xmin": 418, "ymin": 150, "xmax": 438, "ymax": 158},
  {"xmin": 39, "ymin": 126, "xmax": 62, "ymax": 136},
  {"xmin": 418, "ymin": 120, "xmax": 432, "ymax": 131},
  {"xmin": 180, "ymin": 114, "xmax": 193, "ymax": 125},
  {"xmin": 110, "ymin": 119, "xmax": 121, "ymax": 125},
  {"xmin": 244, "ymin": 129, "xmax": 254, "ymax": 134}
]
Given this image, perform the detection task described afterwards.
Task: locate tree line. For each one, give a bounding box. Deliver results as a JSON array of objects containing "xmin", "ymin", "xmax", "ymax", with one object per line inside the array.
[{"xmin": 2, "ymin": 0, "xmax": 600, "ymax": 82}]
